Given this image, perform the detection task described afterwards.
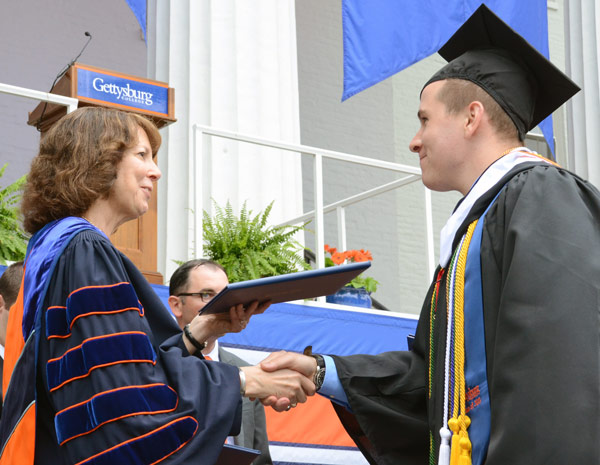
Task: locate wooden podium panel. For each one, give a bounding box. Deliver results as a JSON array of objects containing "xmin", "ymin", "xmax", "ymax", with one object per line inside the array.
[{"xmin": 28, "ymin": 63, "xmax": 175, "ymax": 285}]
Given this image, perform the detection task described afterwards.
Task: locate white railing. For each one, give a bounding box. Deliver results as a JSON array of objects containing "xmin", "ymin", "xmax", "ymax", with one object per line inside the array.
[
  {"xmin": 0, "ymin": 83, "xmax": 78, "ymax": 113},
  {"xmin": 191, "ymin": 125, "xmax": 437, "ymax": 289}
]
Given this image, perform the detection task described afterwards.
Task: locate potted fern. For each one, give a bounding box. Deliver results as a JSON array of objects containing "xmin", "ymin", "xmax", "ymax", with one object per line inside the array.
[
  {"xmin": 0, "ymin": 164, "xmax": 28, "ymax": 265},
  {"xmin": 202, "ymin": 200, "xmax": 309, "ymax": 282}
]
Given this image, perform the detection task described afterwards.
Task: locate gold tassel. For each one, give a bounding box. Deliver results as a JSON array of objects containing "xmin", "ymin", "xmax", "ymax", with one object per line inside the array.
[
  {"xmin": 458, "ymin": 436, "xmax": 472, "ymax": 465},
  {"xmin": 458, "ymin": 415, "xmax": 472, "ymax": 465},
  {"xmin": 448, "ymin": 418, "xmax": 460, "ymax": 465}
]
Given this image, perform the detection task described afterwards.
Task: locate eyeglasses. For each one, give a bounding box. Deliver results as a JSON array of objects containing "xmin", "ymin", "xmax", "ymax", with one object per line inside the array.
[{"xmin": 176, "ymin": 291, "xmax": 217, "ymax": 303}]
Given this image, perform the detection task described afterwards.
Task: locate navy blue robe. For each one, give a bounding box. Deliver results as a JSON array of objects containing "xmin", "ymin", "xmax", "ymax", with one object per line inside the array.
[{"xmin": 33, "ymin": 229, "xmax": 242, "ymax": 464}]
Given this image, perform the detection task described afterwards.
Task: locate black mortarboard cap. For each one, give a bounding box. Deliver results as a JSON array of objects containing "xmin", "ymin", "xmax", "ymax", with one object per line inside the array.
[{"xmin": 424, "ymin": 4, "xmax": 580, "ymax": 138}]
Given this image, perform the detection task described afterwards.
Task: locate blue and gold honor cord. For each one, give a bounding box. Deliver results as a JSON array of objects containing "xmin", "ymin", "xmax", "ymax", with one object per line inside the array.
[{"xmin": 431, "ymin": 220, "xmax": 478, "ymax": 465}]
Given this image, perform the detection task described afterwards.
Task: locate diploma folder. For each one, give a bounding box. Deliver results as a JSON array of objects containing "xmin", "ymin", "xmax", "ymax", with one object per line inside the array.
[
  {"xmin": 215, "ymin": 444, "xmax": 260, "ymax": 465},
  {"xmin": 199, "ymin": 261, "xmax": 371, "ymax": 315}
]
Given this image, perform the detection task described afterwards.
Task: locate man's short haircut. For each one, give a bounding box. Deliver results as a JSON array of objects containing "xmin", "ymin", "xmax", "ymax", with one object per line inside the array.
[
  {"xmin": 0, "ymin": 261, "xmax": 24, "ymax": 309},
  {"xmin": 437, "ymin": 78, "xmax": 521, "ymax": 142},
  {"xmin": 169, "ymin": 259, "xmax": 228, "ymax": 297}
]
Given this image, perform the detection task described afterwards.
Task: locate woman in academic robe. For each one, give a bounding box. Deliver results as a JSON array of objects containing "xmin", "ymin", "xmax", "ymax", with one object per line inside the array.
[{"xmin": 0, "ymin": 107, "xmax": 312, "ymax": 465}]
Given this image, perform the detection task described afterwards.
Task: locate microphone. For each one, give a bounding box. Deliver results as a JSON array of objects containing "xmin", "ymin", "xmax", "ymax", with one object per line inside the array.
[
  {"xmin": 55, "ymin": 31, "xmax": 93, "ymax": 82},
  {"xmin": 36, "ymin": 32, "xmax": 93, "ymax": 131}
]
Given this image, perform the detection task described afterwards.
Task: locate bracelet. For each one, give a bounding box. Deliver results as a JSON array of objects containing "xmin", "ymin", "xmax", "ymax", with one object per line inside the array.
[
  {"xmin": 238, "ymin": 368, "xmax": 246, "ymax": 396},
  {"xmin": 183, "ymin": 324, "xmax": 207, "ymax": 352}
]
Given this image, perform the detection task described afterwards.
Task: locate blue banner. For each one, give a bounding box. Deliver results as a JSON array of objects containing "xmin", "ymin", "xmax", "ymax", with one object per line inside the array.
[
  {"xmin": 77, "ymin": 67, "xmax": 169, "ymax": 116},
  {"xmin": 125, "ymin": 0, "xmax": 147, "ymax": 43},
  {"xmin": 342, "ymin": 0, "xmax": 554, "ymax": 153}
]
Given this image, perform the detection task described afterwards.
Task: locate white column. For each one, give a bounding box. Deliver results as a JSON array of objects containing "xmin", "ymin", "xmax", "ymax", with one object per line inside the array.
[
  {"xmin": 208, "ymin": 1, "xmax": 302, "ymax": 223},
  {"xmin": 564, "ymin": 0, "xmax": 600, "ymax": 185},
  {"xmin": 148, "ymin": 0, "xmax": 303, "ymax": 281}
]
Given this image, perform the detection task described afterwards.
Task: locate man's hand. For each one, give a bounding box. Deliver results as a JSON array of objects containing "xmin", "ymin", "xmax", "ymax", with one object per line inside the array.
[{"xmin": 259, "ymin": 351, "xmax": 318, "ymax": 411}]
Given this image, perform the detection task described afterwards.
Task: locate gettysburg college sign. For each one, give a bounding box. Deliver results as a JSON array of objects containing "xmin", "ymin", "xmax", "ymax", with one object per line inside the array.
[
  {"xmin": 75, "ymin": 64, "xmax": 174, "ymax": 121},
  {"xmin": 28, "ymin": 63, "xmax": 175, "ymax": 131}
]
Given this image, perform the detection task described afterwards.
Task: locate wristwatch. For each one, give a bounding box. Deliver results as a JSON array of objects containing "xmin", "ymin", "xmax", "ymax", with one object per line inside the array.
[
  {"xmin": 303, "ymin": 345, "xmax": 326, "ymax": 391},
  {"xmin": 312, "ymin": 354, "xmax": 326, "ymax": 391}
]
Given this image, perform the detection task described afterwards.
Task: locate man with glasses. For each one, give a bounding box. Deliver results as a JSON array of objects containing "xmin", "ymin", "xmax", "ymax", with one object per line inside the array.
[{"xmin": 168, "ymin": 259, "xmax": 273, "ymax": 465}]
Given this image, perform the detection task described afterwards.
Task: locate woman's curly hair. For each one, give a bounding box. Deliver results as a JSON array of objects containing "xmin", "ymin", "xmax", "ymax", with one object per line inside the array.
[{"xmin": 21, "ymin": 107, "xmax": 161, "ymax": 234}]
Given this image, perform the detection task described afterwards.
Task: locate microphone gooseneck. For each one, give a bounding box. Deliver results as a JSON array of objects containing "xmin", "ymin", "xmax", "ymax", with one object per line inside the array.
[{"xmin": 35, "ymin": 32, "xmax": 93, "ymax": 131}]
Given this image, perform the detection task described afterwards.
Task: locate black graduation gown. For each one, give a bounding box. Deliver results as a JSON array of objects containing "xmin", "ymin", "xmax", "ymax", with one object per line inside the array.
[
  {"xmin": 331, "ymin": 163, "xmax": 600, "ymax": 465},
  {"xmin": 33, "ymin": 229, "xmax": 242, "ymax": 465}
]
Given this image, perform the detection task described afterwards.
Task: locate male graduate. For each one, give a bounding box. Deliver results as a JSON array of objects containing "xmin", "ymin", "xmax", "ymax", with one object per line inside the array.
[{"xmin": 259, "ymin": 5, "xmax": 599, "ymax": 465}]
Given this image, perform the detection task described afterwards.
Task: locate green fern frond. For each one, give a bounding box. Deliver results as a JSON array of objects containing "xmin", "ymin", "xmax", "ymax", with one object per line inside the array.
[
  {"xmin": 203, "ymin": 199, "xmax": 309, "ymax": 282},
  {"xmin": 0, "ymin": 165, "xmax": 28, "ymax": 265}
]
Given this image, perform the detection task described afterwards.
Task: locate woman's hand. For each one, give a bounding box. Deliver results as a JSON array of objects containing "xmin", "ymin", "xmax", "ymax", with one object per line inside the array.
[
  {"xmin": 183, "ymin": 300, "xmax": 271, "ymax": 354},
  {"xmin": 240, "ymin": 364, "xmax": 316, "ymax": 408},
  {"xmin": 258, "ymin": 351, "xmax": 319, "ymax": 411},
  {"xmin": 227, "ymin": 299, "xmax": 271, "ymax": 333}
]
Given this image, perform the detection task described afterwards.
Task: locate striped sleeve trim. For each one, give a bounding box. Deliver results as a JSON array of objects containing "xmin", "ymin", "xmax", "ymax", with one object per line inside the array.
[
  {"xmin": 46, "ymin": 332, "xmax": 156, "ymax": 392},
  {"xmin": 46, "ymin": 283, "xmax": 144, "ymax": 339},
  {"xmin": 75, "ymin": 416, "xmax": 198, "ymax": 465},
  {"xmin": 55, "ymin": 383, "xmax": 178, "ymax": 445}
]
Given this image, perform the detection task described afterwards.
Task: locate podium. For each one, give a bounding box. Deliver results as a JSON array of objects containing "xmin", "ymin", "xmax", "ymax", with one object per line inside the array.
[{"xmin": 28, "ymin": 63, "xmax": 176, "ymax": 284}]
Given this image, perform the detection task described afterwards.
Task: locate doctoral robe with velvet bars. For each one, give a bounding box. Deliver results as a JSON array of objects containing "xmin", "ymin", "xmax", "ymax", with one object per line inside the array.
[
  {"xmin": 331, "ymin": 163, "xmax": 600, "ymax": 465},
  {"xmin": 32, "ymin": 228, "xmax": 242, "ymax": 465}
]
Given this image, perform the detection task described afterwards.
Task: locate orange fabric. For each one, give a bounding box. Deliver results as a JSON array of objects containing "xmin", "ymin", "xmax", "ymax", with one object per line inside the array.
[
  {"xmin": 0, "ymin": 401, "xmax": 35, "ymax": 465},
  {"xmin": 265, "ymin": 394, "xmax": 355, "ymax": 447},
  {"xmin": 3, "ymin": 283, "xmax": 25, "ymax": 399}
]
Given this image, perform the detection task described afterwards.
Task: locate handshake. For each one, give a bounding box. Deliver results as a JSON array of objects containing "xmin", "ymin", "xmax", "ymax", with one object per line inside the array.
[
  {"xmin": 240, "ymin": 351, "xmax": 321, "ymax": 412},
  {"xmin": 189, "ymin": 301, "xmax": 323, "ymax": 412}
]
